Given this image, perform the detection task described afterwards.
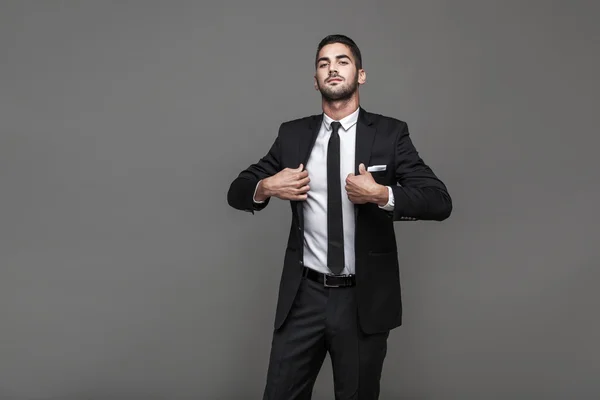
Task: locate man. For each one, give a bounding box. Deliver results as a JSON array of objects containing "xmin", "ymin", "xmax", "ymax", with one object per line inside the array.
[{"xmin": 227, "ymin": 34, "xmax": 452, "ymax": 400}]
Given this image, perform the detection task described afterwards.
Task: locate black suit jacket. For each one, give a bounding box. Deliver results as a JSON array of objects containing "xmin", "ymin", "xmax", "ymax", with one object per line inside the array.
[{"xmin": 227, "ymin": 108, "xmax": 452, "ymax": 334}]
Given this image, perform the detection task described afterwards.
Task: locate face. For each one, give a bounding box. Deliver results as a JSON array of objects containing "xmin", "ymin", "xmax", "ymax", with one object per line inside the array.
[{"xmin": 314, "ymin": 43, "xmax": 366, "ymax": 101}]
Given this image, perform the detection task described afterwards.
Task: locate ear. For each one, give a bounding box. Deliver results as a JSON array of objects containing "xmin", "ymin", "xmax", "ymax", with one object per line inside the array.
[
  {"xmin": 358, "ymin": 69, "xmax": 366, "ymax": 85},
  {"xmin": 314, "ymin": 75, "xmax": 319, "ymax": 91}
]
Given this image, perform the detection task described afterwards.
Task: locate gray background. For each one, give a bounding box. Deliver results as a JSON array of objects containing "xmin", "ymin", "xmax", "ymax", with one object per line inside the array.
[{"xmin": 1, "ymin": 1, "xmax": 599, "ymax": 399}]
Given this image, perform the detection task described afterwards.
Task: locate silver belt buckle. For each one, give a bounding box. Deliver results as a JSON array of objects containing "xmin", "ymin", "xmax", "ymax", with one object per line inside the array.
[{"xmin": 324, "ymin": 274, "xmax": 349, "ymax": 288}]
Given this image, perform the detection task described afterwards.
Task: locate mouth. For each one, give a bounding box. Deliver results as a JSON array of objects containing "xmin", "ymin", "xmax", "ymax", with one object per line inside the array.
[{"xmin": 327, "ymin": 78, "xmax": 343, "ymax": 83}]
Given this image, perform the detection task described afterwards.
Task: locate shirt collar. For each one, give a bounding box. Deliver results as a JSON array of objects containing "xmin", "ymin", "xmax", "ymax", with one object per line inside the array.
[{"xmin": 323, "ymin": 107, "xmax": 360, "ymax": 132}]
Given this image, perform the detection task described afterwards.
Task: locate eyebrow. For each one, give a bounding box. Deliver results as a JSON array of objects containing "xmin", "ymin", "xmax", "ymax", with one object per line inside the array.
[{"xmin": 317, "ymin": 54, "xmax": 352, "ymax": 64}]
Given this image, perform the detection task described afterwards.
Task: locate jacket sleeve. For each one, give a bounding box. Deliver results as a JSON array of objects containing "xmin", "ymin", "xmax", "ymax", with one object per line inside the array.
[
  {"xmin": 390, "ymin": 122, "xmax": 452, "ymax": 221},
  {"xmin": 227, "ymin": 127, "xmax": 283, "ymax": 214}
]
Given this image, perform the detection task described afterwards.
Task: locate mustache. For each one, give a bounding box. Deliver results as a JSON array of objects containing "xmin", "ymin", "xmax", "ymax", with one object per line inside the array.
[{"xmin": 326, "ymin": 74, "xmax": 343, "ymax": 82}]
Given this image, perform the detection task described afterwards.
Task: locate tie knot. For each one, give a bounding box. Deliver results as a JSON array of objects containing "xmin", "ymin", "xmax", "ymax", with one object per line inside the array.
[{"xmin": 330, "ymin": 121, "xmax": 342, "ymax": 133}]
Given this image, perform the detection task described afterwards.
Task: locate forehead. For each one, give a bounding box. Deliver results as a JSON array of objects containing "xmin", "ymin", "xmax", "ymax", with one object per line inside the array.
[{"xmin": 317, "ymin": 43, "xmax": 353, "ymax": 61}]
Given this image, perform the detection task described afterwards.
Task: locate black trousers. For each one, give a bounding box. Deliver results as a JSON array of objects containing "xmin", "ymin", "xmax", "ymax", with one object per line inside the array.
[{"xmin": 262, "ymin": 273, "xmax": 390, "ymax": 400}]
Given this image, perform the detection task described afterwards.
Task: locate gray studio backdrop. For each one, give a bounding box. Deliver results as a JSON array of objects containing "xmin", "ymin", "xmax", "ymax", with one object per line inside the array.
[{"xmin": 1, "ymin": 1, "xmax": 599, "ymax": 399}]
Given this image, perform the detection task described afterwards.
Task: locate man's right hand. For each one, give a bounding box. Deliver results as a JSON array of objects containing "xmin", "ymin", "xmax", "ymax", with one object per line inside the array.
[{"xmin": 255, "ymin": 164, "xmax": 310, "ymax": 201}]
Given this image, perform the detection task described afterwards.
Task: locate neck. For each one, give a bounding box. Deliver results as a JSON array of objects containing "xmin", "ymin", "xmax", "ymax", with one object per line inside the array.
[{"xmin": 322, "ymin": 94, "xmax": 360, "ymax": 121}]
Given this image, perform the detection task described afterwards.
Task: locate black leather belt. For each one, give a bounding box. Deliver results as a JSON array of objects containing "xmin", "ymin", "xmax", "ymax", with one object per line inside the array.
[{"xmin": 302, "ymin": 267, "xmax": 356, "ymax": 287}]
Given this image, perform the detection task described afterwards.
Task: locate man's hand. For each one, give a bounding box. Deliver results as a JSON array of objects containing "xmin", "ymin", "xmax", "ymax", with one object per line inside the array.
[
  {"xmin": 256, "ymin": 164, "xmax": 310, "ymax": 201},
  {"xmin": 345, "ymin": 163, "xmax": 389, "ymax": 205}
]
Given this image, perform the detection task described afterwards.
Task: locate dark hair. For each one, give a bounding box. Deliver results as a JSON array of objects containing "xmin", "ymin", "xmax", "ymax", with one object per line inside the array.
[{"xmin": 315, "ymin": 34, "xmax": 362, "ymax": 69}]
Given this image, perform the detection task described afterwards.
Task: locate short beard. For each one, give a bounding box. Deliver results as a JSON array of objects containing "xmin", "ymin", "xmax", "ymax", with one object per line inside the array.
[{"xmin": 317, "ymin": 76, "xmax": 359, "ymax": 102}]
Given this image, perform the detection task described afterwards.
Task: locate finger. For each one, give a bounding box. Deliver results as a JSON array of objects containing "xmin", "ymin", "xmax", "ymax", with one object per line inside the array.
[
  {"xmin": 289, "ymin": 176, "xmax": 308, "ymax": 188},
  {"xmin": 295, "ymin": 176, "xmax": 310, "ymax": 186},
  {"xmin": 292, "ymin": 193, "xmax": 308, "ymax": 201},
  {"xmin": 297, "ymin": 185, "xmax": 310, "ymax": 193},
  {"xmin": 296, "ymin": 171, "xmax": 309, "ymax": 180}
]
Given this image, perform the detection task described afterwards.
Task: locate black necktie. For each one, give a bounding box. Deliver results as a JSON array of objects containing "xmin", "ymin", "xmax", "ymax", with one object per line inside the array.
[{"xmin": 327, "ymin": 121, "xmax": 345, "ymax": 275}]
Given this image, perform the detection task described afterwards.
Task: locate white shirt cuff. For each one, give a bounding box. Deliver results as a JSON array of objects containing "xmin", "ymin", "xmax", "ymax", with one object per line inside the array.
[
  {"xmin": 378, "ymin": 186, "xmax": 395, "ymax": 211},
  {"xmin": 253, "ymin": 180, "xmax": 265, "ymax": 203}
]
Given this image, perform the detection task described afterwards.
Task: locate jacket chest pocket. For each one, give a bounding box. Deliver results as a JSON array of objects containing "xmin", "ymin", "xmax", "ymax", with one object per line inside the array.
[{"xmin": 367, "ymin": 162, "xmax": 393, "ymax": 185}]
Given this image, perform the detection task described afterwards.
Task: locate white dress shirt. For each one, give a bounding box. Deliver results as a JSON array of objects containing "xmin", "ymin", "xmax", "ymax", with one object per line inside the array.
[{"xmin": 255, "ymin": 107, "xmax": 395, "ymax": 275}]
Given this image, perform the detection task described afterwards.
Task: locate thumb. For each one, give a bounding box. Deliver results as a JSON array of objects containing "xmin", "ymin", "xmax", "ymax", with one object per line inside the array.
[
  {"xmin": 359, "ymin": 163, "xmax": 367, "ymax": 174},
  {"xmin": 297, "ymin": 163, "xmax": 304, "ymax": 171}
]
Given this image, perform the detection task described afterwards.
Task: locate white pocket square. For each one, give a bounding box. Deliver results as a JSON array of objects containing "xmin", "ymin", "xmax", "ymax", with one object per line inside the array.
[{"xmin": 367, "ymin": 165, "xmax": 387, "ymax": 172}]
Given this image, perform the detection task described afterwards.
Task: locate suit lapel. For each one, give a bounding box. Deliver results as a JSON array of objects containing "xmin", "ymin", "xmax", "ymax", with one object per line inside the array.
[
  {"xmin": 353, "ymin": 108, "xmax": 377, "ymax": 222},
  {"xmin": 298, "ymin": 114, "xmax": 323, "ymax": 167},
  {"xmin": 295, "ymin": 114, "xmax": 322, "ymax": 228},
  {"xmin": 354, "ymin": 108, "xmax": 376, "ymax": 175}
]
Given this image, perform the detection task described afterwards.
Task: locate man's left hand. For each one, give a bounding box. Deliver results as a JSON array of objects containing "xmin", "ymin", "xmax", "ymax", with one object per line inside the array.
[{"xmin": 345, "ymin": 163, "xmax": 388, "ymax": 205}]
